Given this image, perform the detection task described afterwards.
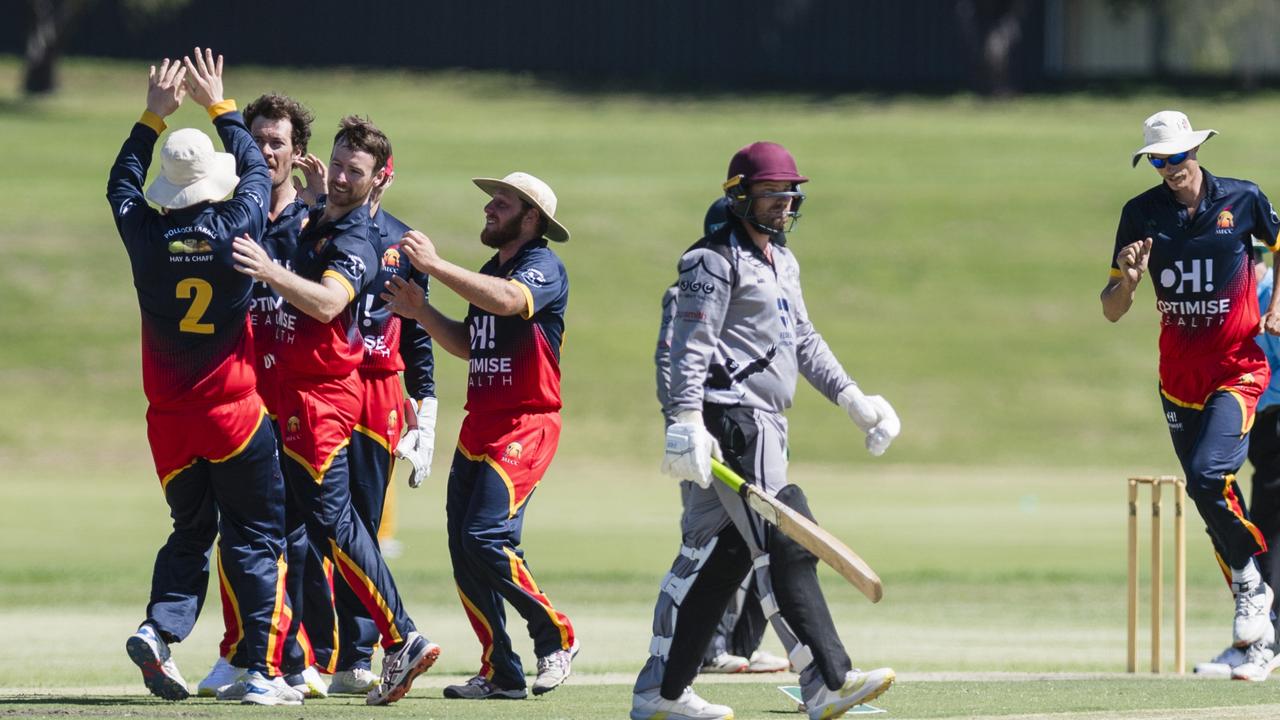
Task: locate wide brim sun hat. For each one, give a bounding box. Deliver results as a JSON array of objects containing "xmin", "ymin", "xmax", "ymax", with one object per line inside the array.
[
  {"xmin": 472, "ymin": 171, "xmax": 570, "ymax": 243},
  {"xmin": 146, "ymin": 128, "xmax": 239, "ymax": 209},
  {"xmin": 1131, "ymin": 110, "xmax": 1217, "ymax": 168}
]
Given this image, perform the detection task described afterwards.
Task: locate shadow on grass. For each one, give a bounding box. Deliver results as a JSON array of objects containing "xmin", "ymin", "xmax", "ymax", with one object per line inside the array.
[{"xmin": 0, "ymin": 696, "xmax": 213, "ymax": 713}]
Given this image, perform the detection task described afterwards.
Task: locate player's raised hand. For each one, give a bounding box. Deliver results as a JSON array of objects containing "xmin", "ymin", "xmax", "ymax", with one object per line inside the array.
[
  {"xmin": 146, "ymin": 58, "xmax": 187, "ymax": 118},
  {"xmin": 400, "ymin": 230, "xmax": 441, "ymax": 273},
  {"xmin": 291, "ymin": 153, "xmax": 328, "ymax": 206},
  {"xmin": 182, "ymin": 46, "xmax": 225, "ymax": 109},
  {"xmin": 1117, "ymin": 237, "xmax": 1152, "ymax": 286},
  {"xmin": 380, "ymin": 275, "xmax": 428, "ymax": 319}
]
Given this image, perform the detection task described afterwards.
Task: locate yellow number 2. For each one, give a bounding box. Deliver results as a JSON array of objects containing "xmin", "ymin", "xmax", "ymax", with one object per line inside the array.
[{"xmin": 176, "ymin": 278, "xmax": 215, "ymax": 335}]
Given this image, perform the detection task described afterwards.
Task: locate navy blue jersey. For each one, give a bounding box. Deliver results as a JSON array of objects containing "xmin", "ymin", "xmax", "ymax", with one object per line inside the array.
[
  {"xmin": 465, "ymin": 239, "xmax": 568, "ymax": 414},
  {"xmin": 1111, "ymin": 169, "xmax": 1280, "ymax": 366},
  {"xmin": 273, "ymin": 205, "xmax": 380, "ymax": 378},
  {"xmin": 107, "ymin": 110, "xmax": 270, "ymax": 409},
  {"xmin": 358, "ymin": 208, "xmax": 436, "ymax": 399}
]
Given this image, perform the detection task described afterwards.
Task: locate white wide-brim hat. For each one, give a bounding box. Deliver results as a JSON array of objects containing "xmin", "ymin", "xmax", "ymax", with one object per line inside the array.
[
  {"xmin": 473, "ymin": 171, "xmax": 570, "ymax": 243},
  {"xmin": 1131, "ymin": 110, "xmax": 1217, "ymax": 168},
  {"xmin": 146, "ymin": 128, "xmax": 239, "ymax": 209}
]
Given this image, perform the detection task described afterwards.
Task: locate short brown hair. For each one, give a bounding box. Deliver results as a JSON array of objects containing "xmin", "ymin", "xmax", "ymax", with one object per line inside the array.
[
  {"xmin": 333, "ymin": 115, "xmax": 392, "ymax": 173},
  {"xmin": 243, "ymin": 93, "xmax": 314, "ymax": 153}
]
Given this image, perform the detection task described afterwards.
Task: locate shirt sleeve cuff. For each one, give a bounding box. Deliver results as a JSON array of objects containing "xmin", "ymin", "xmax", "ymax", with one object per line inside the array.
[
  {"xmin": 207, "ymin": 99, "xmax": 238, "ymax": 119},
  {"xmin": 139, "ymin": 111, "xmax": 167, "ymax": 134},
  {"xmin": 509, "ymin": 279, "xmax": 536, "ymax": 320}
]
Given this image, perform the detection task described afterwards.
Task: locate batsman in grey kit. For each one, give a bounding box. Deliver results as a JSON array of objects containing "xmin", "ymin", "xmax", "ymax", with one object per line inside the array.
[{"xmin": 630, "ymin": 141, "xmax": 899, "ymax": 720}]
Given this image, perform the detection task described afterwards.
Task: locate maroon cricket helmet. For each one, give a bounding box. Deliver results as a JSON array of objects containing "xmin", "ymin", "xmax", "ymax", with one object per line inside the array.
[{"xmin": 726, "ymin": 142, "xmax": 808, "ymax": 186}]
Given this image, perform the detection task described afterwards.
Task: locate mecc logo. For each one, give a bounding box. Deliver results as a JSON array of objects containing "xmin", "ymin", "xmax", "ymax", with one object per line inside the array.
[{"xmin": 679, "ymin": 280, "xmax": 716, "ymax": 295}]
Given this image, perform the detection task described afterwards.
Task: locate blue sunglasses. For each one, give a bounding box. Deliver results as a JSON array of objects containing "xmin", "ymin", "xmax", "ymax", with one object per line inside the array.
[{"xmin": 1148, "ymin": 151, "xmax": 1189, "ymax": 169}]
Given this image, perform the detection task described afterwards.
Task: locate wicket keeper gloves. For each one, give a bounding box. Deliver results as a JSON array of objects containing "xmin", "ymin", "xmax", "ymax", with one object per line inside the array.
[
  {"xmin": 838, "ymin": 386, "xmax": 901, "ymax": 457},
  {"xmin": 395, "ymin": 397, "xmax": 437, "ymax": 488},
  {"xmin": 661, "ymin": 410, "xmax": 722, "ymax": 489}
]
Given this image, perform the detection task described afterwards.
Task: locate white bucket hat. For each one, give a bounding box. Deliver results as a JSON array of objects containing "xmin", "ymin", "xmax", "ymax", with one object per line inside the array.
[
  {"xmin": 145, "ymin": 128, "xmax": 239, "ymax": 209},
  {"xmin": 1131, "ymin": 110, "xmax": 1217, "ymax": 168},
  {"xmin": 472, "ymin": 171, "xmax": 570, "ymax": 243}
]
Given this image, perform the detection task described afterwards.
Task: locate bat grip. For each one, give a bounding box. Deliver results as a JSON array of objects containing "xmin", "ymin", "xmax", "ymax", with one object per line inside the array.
[{"xmin": 710, "ymin": 458, "xmax": 748, "ymax": 495}]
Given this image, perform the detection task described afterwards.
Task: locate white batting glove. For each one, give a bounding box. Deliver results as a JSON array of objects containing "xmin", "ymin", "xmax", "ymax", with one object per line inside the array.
[
  {"xmin": 838, "ymin": 386, "xmax": 900, "ymax": 457},
  {"xmin": 661, "ymin": 410, "xmax": 722, "ymax": 489},
  {"xmin": 395, "ymin": 397, "xmax": 437, "ymax": 488}
]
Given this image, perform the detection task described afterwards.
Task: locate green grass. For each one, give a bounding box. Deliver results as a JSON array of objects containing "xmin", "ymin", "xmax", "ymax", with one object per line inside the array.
[
  {"xmin": 3, "ymin": 681, "xmax": 1280, "ymax": 719},
  {"xmin": 6, "ymin": 56, "xmax": 1280, "ymax": 717}
]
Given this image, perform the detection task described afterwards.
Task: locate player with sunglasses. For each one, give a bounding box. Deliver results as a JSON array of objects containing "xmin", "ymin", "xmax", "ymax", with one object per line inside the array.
[{"xmin": 1102, "ymin": 110, "xmax": 1280, "ymax": 681}]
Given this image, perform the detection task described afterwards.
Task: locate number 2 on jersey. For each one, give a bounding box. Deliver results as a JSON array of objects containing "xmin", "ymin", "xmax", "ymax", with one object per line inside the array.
[{"xmin": 176, "ymin": 278, "xmax": 215, "ymax": 334}]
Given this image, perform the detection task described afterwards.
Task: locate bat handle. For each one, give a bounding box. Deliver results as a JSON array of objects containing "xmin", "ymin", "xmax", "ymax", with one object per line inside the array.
[{"xmin": 710, "ymin": 458, "xmax": 746, "ymax": 493}]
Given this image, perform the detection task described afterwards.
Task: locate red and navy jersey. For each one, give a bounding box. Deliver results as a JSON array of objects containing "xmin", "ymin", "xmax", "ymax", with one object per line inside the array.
[
  {"xmin": 248, "ymin": 198, "xmax": 309, "ymax": 413},
  {"xmin": 465, "ymin": 239, "xmax": 567, "ymax": 414},
  {"xmin": 1113, "ymin": 169, "xmax": 1280, "ymax": 367},
  {"xmin": 107, "ymin": 109, "xmax": 270, "ymax": 409},
  {"xmin": 358, "ymin": 208, "xmax": 436, "ymax": 399},
  {"xmin": 273, "ymin": 204, "xmax": 380, "ymax": 379}
]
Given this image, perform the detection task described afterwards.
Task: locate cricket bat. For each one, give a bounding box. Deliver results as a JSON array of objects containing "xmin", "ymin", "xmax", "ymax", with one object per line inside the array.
[{"xmin": 710, "ymin": 458, "xmax": 883, "ymax": 603}]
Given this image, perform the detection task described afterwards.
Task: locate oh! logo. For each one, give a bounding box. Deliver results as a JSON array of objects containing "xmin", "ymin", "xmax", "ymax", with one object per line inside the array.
[
  {"xmin": 1159, "ymin": 259, "xmax": 1213, "ymax": 294},
  {"xmin": 470, "ymin": 315, "xmax": 496, "ymax": 351}
]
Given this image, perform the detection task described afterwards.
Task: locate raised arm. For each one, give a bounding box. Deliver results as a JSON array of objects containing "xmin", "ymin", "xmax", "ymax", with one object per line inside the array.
[
  {"xmin": 232, "ymin": 234, "xmax": 350, "ymax": 322},
  {"xmin": 1101, "ymin": 237, "xmax": 1152, "ymax": 322},
  {"xmin": 380, "ymin": 275, "xmax": 470, "ymax": 359},
  {"xmin": 400, "ymin": 231, "xmax": 526, "ymax": 317},
  {"xmin": 107, "ymin": 58, "xmax": 186, "ymax": 233}
]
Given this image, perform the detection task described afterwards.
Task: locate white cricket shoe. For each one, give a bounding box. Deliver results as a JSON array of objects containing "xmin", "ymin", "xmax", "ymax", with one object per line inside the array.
[
  {"xmin": 365, "ymin": 632, "xmax": 441, "ymax": 706},
  {"xmin": 746, "ymin": 650, "xmax": 790, "ymax": 673},
  {"xmin": 327, "ymin": 667, "xmax": 380, "ymax": 694},
  {"xmin": 217, "ymin": 671, "xmax": 303, "ymax": 705},
  {"xmin": 443, "ymin": 674, "xmax": 528, "ymax": 699},
  {"xmin": 1232, "ymin": 641, "xmax": 1280, "ymax": 682},
  {"xmin": 1233, "ymin": 583, "xmax": 1275, "ymax": 647},
  {"xmin": 630, "ymin": 686, "xmax": 734, "ymax": 720},
  {"xmin": 240, "ymin": 671, "xmax": 304, "ymax": 706},
  {"xmin": 532, "ymin": 639, "xmax": 580, "ymax": 695},
  {"xmin": 1194, "ymin": 645, "xmax": 1249, "ymax": 678},
  {"xmin": 284, "ymin": 665, "xmax": 329, "ymax": 698},
  {"xmin": 197, "ymin": 656, "xmax": 246, "ymax": 697},
  {"xmin": 700, "ymin": 651, "xmax": 749, "ymax": 674},
  {"xmin": 805, "ymin": 667, "xmax": 895, "ymax": 720},
  {"xmin": 125, "ymin": 623, "xmax": 190, "ymax": 701}
]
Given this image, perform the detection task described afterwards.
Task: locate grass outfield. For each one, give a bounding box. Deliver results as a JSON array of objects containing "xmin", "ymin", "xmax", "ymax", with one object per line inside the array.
[
  {"xmin": 3, "ymin": 680, "xmax": 1280, "ymax": 720},
  {"xmin": 6, "ymin": 56, "xmax": 1280, "ymax": 716}
]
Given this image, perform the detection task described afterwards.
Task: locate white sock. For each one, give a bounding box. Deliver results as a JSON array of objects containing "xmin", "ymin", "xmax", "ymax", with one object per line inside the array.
[{"xmin": 1232, "ymin": 561, "xmax": 1262, "ymax": 592}]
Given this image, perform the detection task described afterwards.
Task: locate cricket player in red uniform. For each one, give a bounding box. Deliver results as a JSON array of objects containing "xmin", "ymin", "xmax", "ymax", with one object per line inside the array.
[
  {"xmin": 1103, "ymin": 110, "xmax": 1280, "ymax": 680},
  {"xmin": 381, "ymin": 172, "xmax": 577, "ymax": 699},
  {"xmin": 109, "ymin": 49, "xmax": 298, "ymax": 706},
  {"xmin": 232, "ymin": 116, "xmax": 438, "ymax": 706},
  {"xmin": 312, "ymin": 154, "xmax": 439, "ymax": 694},
  {"xmin": 199, "ymin": 92, "xmax": 333, "ymax": 700}
]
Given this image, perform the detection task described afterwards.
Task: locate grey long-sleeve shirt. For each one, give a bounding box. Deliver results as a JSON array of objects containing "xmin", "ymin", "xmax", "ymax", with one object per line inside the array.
[{"xmin": 662, "ymin": 223, "xmax": 854, "ymax": 416}]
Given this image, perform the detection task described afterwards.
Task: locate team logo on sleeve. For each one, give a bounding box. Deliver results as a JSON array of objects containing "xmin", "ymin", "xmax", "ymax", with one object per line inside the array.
[
  {"xmin": 518, "ymin": 268, "xmax": 548, "ymax": 286},
  {"xmin": 1216, "ymin": 209, "xmax": 1235, "ymax": 234}
]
